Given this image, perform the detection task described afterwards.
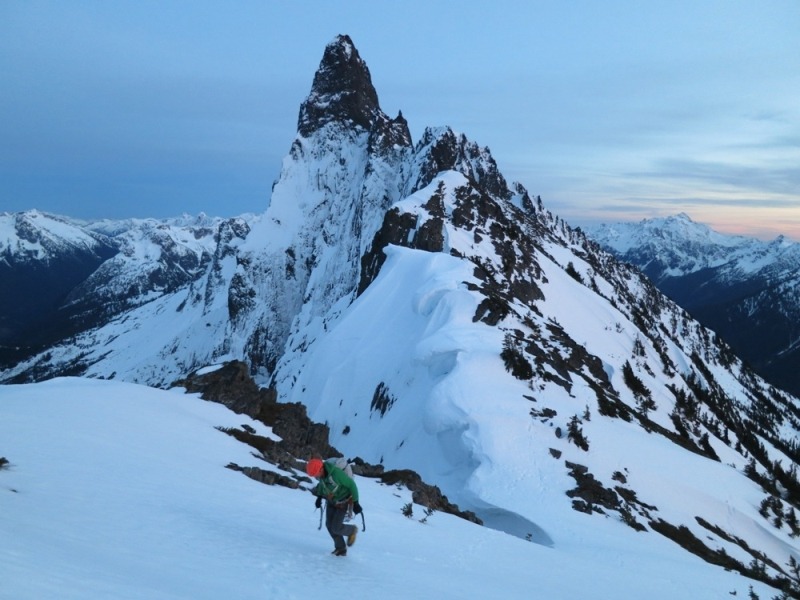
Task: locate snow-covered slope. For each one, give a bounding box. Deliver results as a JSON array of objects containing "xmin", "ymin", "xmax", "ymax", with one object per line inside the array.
[
  {"xmin": 586, "ymin": 213, "xmax": 800, "ymax": 397},
  {"xmin": 0, "ymin": 379, "xmax": 782, "ymax": 599}
]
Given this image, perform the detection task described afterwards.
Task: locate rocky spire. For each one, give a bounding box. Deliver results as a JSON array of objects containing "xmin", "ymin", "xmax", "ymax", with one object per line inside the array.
[{"xmin": 297, "ymin": 34, "xmax": 381, "ymax": 137}]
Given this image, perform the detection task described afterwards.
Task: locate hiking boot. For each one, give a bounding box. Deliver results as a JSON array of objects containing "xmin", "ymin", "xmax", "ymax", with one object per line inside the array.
[
  {"xmin": 332, "ymin": 547, "xmax": 347, "ymax": 557},
  {"xmin": 347, "ymin": 529, "xmax": 357, "ymax": 547}
]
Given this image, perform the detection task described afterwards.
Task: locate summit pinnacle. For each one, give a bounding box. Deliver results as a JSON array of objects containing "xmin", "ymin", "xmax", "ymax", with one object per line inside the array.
[{"xmin": 298, "ymin": 34, "xmax": 381, "ymax": 137}]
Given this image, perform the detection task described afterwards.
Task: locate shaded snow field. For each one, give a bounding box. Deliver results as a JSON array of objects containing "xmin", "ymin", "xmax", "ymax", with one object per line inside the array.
[{"xmin": 0, "ymin": 378, "xmax": 779, "ymax": 599}]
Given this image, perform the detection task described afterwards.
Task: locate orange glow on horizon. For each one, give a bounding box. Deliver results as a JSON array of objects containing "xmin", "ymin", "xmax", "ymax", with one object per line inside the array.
[
  {"xmin": 680, "ymin": 206, "xmax": 800, "ymax": 242},
  {"xmin": 569, "ymin": 202, "xmax": 800, "ymax": 243}
]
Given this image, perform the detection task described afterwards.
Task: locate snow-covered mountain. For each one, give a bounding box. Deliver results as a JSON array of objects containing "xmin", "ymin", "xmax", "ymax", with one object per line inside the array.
[
  {"xmin": 586, "ymin": 213, "xmax": 800, "ymax": 397},
  {"xmin": 2, "ymin": 35, "xmax": 800, "ymax": 596},
  {"xmin": 0, "ymin": 210, "xmax": 115, "ymax": 356},
  {"xmin": 0, "ymin": 210, "xmax": 220, "ymax": 370}
]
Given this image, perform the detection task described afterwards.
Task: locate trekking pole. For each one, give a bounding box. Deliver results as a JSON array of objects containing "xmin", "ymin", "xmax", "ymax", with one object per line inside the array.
[
  {"xmin": 318, "ymin": 504, "xmax": 324, "ymax": 530},
  {"xmin": 360, "ymin": 510, "xmax": 366, "ymax": 532}
]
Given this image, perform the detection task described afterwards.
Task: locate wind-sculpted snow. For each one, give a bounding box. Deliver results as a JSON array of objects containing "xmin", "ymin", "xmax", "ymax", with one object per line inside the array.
[
  {"xmin": 1, "ymin": 38, "xmax": 522, "ymax": 388},
  {"xmin": 284, "ymin": 244, "xmax": 499, "ymax": 489}
]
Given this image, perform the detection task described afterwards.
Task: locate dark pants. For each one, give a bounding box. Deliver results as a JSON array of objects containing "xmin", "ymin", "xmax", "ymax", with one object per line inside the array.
[{"xmin": 325, "ymin": 502, "xmax": 356, "ymax": 551}]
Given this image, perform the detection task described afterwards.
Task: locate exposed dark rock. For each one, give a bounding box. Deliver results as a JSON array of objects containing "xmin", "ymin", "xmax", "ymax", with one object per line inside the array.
[
  {"xmin": 501, "ymin": 337, "xmax": 534, "ymax": 380},
  {"xmin": 649, "ymin": 519, "xmax": 746, "ymax": 574},
  {"xmin": 379, "ymin": 469, "xmax": 483, "ymax": 525},
  {"xmin": 411, "ymin": 128, "xmax": 511, "ymax": 201},
  {"xmin": 228, "ymin": 270, "xmax": 257, "ymax": 322},
  {"xmin": 272, "ymin": 403, "xmax": 339, "ymax": 459},
  {"xmin": 531, "ymin": 407, "xmax": 557, "ymax": 421},
  {"xmin": 297, "ymin": 34, "xmax": 412, "ymax": 161},
  {"xmin": 176, "ymin": 360, "xmax": 337, "ymax": 460},
  {"xmin": 413, "ymin": 217, "xmax": 445, "ymax": 253},
  {"xmin": 176, "ymin": 361, "xmax": 277, "ymax": 421},
  {"xmin": 472, "ymin": 287, "xmax": 512, "ymax": 326},
  {"xmin": 566, "ymin": 462, "xmax": 657, "ymax": 532},
  {"xmin": 369, "ymin": 111, "xmax": 412, "ymax": 153},
  {"xmin": 422, "ymin": 182, "xmax": 446, "ymax": 218},
  {"xmin": 358, "ymin": 208, "xmax": 418, "ymax": 295},
  {"xmin": 298, "ymin": 34, "xmax": 380, "ymax": 137},
  {"xmin": 348, "ymin": 456, "xmax": 385, "ymax": 477},
  {"xmin": 226, "ymin": 463, "xmax": 299, "ymax": 489},
  {"xmin": 614, "ymin": 486, "xmax": 658, "ymax": 513},
  {"xmin": 370, "ymin": 382, "xmax": 396, "ymax": 417},
  {"xmin": 565, "ymin": 461, "xmax": 620, "ymax": 514},
  {"xmin": 694, "ymin": 517, "xmax": 784, "ymax": 576}
]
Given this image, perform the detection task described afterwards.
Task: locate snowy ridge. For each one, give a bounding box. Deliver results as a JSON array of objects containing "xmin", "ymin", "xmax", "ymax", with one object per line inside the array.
[
  {"xmin": 0, "ymin": 211, "xmax": 119, "ymax": 355},
  {"xmin": 0, "ymin": 210, "xmax": 114, "ymax": 262}
]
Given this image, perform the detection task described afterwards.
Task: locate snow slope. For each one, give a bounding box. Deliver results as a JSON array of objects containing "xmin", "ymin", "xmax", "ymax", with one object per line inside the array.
[{"xmin": 0, "ymin": 379, "xmax": 779, "ymax": 599}]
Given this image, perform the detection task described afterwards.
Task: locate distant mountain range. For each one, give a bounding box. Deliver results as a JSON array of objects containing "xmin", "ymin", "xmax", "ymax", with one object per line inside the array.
[
  {"xmin": 586, "ymin": 213, "xmax": 800, "ymax": 397},
  {"xmin": 2, "ymin": 35, "xmax": 799, "ymax": 595},
  {"xmin": 0, "ymin": 210, "xmax": 219, "ymax": 367}
]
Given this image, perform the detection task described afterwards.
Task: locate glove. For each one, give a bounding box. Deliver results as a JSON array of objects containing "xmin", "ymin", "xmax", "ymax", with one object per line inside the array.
[
  {"xmin": 353, "ymin": 501, "xmax": 362, "ymax": 515},
  {"xmin": 315, "ymin": 496, "xmax": 322, "ymax": 509}
]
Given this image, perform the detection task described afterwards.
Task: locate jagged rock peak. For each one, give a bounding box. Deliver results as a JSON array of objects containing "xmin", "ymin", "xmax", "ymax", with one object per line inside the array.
[
  {"xmin": 297, "ymin": 34, "xmax": 381, "ymax": 137},
  {"xmin": 411, "ymin": 127, "xmax": 511, "ymax": 201}
]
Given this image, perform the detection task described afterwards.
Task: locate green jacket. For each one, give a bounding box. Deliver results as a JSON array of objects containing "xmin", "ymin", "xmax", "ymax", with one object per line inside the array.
[{"xmin": 313, "ymin": 463, "xmax": 359, "ymax": 504}]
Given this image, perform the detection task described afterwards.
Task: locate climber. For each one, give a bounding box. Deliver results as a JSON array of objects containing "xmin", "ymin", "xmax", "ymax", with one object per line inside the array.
[{"xmin": 307, "ymin": 457, "xmax": 362, "ymax": 556}]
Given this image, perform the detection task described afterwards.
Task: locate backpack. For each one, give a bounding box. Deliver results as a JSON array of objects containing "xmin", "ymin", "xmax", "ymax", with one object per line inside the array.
[{"xmin": 325, "ymin": 457, "xmax": 354, "ymax": 479}]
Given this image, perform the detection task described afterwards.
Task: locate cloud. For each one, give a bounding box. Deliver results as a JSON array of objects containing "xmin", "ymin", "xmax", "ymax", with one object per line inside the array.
[{"xmin": 626, "ymin": 158, "xmax": 800, "ymax": 200}]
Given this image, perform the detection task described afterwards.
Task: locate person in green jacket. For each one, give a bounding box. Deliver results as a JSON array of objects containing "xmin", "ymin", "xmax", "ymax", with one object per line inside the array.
[{"xmin": 307, "ymin": 457, "xmax": 362, "ymax": 556}]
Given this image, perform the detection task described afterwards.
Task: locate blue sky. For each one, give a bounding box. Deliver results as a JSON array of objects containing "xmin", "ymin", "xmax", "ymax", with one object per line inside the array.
[{"xmin": 2, "ymin": 1, "xmax": 799, "ymax": 240}]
